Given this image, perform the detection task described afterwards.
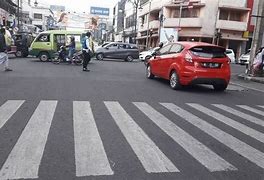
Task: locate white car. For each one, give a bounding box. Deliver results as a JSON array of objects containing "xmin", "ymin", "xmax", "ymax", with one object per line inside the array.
[
  {"xmin": 139, "ymin": 47, "xmax": 160, "ymax": 61},
  {"xmin": 238, "ymin": 49, "xmax": 250, "ymax": 65},
  {"xmin": 225, "ymin": 49, "xmax": 236, "ymax": 63}
]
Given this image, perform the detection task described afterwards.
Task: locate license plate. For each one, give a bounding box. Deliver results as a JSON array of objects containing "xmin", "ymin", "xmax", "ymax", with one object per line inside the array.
[{"xmin": 201, "ymin": 62, "xmax": 221, "ymax": 68}]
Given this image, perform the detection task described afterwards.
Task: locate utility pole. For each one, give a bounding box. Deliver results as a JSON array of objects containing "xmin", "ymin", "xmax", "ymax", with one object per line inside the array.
[
  {"xmin": 146, "ymin": 0, "xmax": 151, "ymax": 49},
  {"xmin": 248, "ymin": 0, "xmax": 264, "ymax": 75},
  {"xmin": 133, "ymin": 0, "xmax": 140, "ymax": 44},
  {"xmin": 17, "ymin": 0, "xmax": 20, "ymax": 27}
]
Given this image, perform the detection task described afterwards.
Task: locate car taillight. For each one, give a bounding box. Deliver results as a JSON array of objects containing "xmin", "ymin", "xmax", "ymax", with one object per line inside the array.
[{"xmin": 185, "ymin": 52, "xmax": 193, "ymax": 63}]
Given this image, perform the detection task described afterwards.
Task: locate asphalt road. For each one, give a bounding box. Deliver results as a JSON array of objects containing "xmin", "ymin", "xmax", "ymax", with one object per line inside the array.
[{"xmin": 0, "ymin": 57, "xmax": 263, "ymax": 180}]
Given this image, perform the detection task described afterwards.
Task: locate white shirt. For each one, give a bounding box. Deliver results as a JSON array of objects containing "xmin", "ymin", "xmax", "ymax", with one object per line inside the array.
[{"xmin": 83, "ymin": 36, "xmax": 91, "ymax": 52}]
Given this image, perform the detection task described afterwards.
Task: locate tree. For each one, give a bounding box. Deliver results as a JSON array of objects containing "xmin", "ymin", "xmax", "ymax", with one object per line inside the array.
[{"xmin": 127, "ymin": 0, "xmax": 141, "ymax": 43}]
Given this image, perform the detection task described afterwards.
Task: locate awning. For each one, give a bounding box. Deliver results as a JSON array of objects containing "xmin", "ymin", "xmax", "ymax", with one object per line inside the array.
[
  {"xmin": 6, "ymin": 0, "xmax": 18, "ymax": 7},
  {"xmin": 219, "ymin": 5, "xmax": 250, "ymax": 11},
  {"xmin": 221, "ymin": 37, "xmax": 249, "ymax": 41},
  {"xmin": 136, "ymin": 34, "xmax": 159, "ymax": 40}
]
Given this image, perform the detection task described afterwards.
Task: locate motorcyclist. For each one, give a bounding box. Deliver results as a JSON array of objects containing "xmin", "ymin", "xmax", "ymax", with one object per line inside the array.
[{"xmin": 66, "ymin": 36, "xmax": 76, "ymax": 64}]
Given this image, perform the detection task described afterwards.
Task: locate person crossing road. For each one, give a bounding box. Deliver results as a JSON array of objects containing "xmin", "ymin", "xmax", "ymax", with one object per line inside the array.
[
  {"xmin": 82, "ymin": 32, "xmax": 93, "ymax": 72},
  {"xmin": 0, "ymin": 27, "xmax": 12, "ymax": 72}
]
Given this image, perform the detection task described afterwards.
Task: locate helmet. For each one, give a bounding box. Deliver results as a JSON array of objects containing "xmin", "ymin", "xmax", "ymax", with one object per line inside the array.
[{"xmin": 158, "ymin": 42, "xmax": 163, "ymax": 48}]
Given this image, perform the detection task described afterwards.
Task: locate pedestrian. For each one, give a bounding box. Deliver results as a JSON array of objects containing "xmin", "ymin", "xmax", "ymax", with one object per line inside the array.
[
  {"xmin": 66, "ymin": 36, "xmax": 76, "ymax": 64},
  {"xmin": 82, "ymin": 32, "xmax": 92, "ymax": 71},
  {"xmin": 253, "ymin": 47, "xmax": 264, "ymax": 76},
  {"xmin": 0, "ymin": 27, "xmax": 12, "ymax": 71}
]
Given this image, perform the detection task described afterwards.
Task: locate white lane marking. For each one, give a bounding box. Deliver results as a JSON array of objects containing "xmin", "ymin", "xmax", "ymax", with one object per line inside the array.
[
  {"xmin": 161, "ymin": 103, "xmax": 264, "ymax": 169},
  {"xmin": 230, "ymin": 82, "xmax": 264, "ymax": 93},
  {"xmin": 0, "ymin": 101, "xmax": 57, "ymax": 179},
  {"xmin": 188, "ymin": 103, "xmax": 264, "ymax": 144},
  {"xmin": 104, "ymin": 101, "xmax": 179, "ymax": 173},
  {"xmin": 134, "ymin": 102, "xmax": 236, "ymax": 172},
  {"xmin": 0, "ymin": 100, "xmax": 25, "ymax": 129},
  {"xmin": 236, "ymin": 105, "xmax": 264, "ymax": 117},
  {"xmin": 73, "ymin": 101, "xmax": 113, "ymax": 177},
  {"xmin": 258, "ymin": 105, "xmax": 264, "ymax": 109},
  {"xmin": 212, "ymin": 104, "xmax": 264, "ymax": 127}
]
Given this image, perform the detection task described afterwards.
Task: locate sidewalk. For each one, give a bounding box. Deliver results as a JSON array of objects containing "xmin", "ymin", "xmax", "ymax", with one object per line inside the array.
[{"xmin": 238, "ymin": 74, "xmax": 264, "ymax": 84}]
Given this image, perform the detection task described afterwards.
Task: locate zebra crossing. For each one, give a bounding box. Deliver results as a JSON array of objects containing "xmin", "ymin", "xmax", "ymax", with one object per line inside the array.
[{"xmin": 0, "ymin": 100, "xmax": 263, "ymax": 179}]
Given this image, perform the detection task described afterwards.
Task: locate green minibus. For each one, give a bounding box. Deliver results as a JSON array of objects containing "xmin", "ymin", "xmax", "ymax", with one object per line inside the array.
[{"xmin": 29, "ymin": 30, "xmax": 85, "ymax": 61}]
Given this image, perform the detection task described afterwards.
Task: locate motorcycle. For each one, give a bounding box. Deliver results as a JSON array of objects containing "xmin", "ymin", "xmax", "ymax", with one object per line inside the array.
[
  {"xmin": 144, "ymin": 42, "xmax": 164, "ymax": 66},
  {"xmin": 52, "ymin": 46, "xmax": 83, "ymax": 65}
]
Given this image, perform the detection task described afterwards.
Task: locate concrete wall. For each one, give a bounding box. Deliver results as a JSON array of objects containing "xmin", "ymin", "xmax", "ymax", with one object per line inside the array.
[
  {"xmin": 199, "ymin": 0, "xmax": 218, "ymax": 37},
  {"xmin": 219, "ymin": 0, "xmax": 247, "ymax": 7}
]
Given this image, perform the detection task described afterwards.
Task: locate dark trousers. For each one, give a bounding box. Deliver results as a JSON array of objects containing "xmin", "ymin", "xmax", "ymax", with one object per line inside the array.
[{"xmin": 82, "ymin": 50, "xmax": 90, "ymax": 69}]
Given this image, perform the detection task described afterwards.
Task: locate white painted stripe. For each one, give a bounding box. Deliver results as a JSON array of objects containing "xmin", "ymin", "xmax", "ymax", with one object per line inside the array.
[
  {"xmin": 161, "ymin": 103, "xmax": 264, "ymax": 169},
  {"xmin": 237, "ymin": 105, "xmax": 264, "ymax": 117},
  {"xmin": 134, "ymin": 102, "xmax": 236, "ymax": 172},
  {"xmin": 213, "ymin": 104, "xmax": 264, "ymax": 127},
  {"xmin": 0, "ymin": 100, "xmax": 25, "ymax": 129},
  {"xmin": 188, "ymin": 103, "xmax": 264, "ymax": 144},
  {"xmin": 104, "ymin": 101, "xmax": 179, "ymax": 173},
  {"xmin": 258, "ymin": 105, "xmax": 264, "ymax": 109},
  {"xmin": 230, "ymin": 82, "xmax": 264, "ymax": 93},
  {"xmin": 73, "ymin": 101, "xmax": 113, "ymax": 176},
  {"xmin": 0, "ymin": 101, "xmax": 57, "ymax": 179}
]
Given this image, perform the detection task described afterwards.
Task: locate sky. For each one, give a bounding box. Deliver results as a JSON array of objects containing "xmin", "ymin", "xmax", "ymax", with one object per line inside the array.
[{"xmin": 38, "ymin": 0, "xmax": 119, "ymax": 13}]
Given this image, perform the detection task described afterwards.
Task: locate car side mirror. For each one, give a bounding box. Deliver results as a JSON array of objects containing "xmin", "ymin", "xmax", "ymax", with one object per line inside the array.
[{"xmin": 105, "ymin": 47, "xmax": 109, "ymax": 50}]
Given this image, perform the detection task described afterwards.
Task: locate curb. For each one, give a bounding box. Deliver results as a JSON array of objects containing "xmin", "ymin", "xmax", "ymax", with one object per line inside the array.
[{"xmin": 238, "ymin": 74, "xmax": 264, "ymax": 84}]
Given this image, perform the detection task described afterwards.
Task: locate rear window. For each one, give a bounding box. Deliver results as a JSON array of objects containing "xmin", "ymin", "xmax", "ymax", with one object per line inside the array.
[{"xmin": 190, "ymin": 46, "xmax": 226, "ymax": 58}]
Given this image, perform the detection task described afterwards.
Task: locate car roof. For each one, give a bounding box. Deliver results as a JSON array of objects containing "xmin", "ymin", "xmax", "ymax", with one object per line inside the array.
[
  {"xmin": 109, "ymin": 42, "xmax": 137, "ymax": 46},
  {"xmin": 169, "ymin": 41, "xmax": 225, "ymax": 50}
]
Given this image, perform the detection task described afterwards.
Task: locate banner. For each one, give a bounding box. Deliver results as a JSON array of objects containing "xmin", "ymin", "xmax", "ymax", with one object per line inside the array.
[{"xmin": 159, "ymin": 28, "xmax": 178, "ymax": 44}]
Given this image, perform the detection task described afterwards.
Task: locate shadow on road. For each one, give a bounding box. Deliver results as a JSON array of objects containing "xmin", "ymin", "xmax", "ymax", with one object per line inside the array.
[{"xmin": 153, "ymin": 77, "xmax": 228, "ymax": 94}]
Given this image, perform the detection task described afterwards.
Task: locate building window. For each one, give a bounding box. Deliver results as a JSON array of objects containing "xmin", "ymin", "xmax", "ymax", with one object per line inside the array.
[
  {"xmin": 126, "ymin": 14, "xmax": 136, "ymax": 28},
  {"xmin": 230, "ymin": 11, "xmax": 242, "ymax": 21},
  {"xmin": 172, "ymin": 8, "xmax": 199, "ymax": 18},
  {"xmin": 219, "ymin": 10, "xmax": 229, "ymax": 20},
  {"xmin": 219, "ymin": 10, "xmax": 243, "ymax": 22},
  {"xmin": 34, "ymin": 13, "xmax": 43, "ymax": 20}
]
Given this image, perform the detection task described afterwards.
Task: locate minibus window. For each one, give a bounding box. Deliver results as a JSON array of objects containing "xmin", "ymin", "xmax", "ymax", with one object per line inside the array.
[{"xmin": 36, "ymin": 34, "xmax": 50, "ymax": 42}]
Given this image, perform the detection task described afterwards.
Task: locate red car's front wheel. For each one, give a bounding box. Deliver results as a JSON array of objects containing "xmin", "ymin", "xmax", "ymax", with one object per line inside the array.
[{"xmin": 146, "ymin": 65, "xmax": 154, "ymax": 79}]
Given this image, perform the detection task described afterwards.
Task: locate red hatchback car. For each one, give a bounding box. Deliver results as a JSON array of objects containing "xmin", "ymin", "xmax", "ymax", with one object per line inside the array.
[{"xmin": 146, "ymin": 42, "xmax": 231, "ymax": 91}]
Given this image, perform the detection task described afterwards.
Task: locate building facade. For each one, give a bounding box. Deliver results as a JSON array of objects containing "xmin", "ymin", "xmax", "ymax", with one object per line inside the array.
[
  {"xmin": 31, "ymin": 6, "xmax": 54, "ymax": 31},
  {"xmin": 137, "ymin": 0, "xmax": 250, "ymax": 57},
  {"xmin": 0, "ymin": 0, "xmax": 17, "ymax": 27},
  {"xmin": 111, "ymin": 0, "xmax": 126, "ymax": 42},
  {"xmin": 123, "ymin": 1, "xmax": 136, "ymax": 43}
]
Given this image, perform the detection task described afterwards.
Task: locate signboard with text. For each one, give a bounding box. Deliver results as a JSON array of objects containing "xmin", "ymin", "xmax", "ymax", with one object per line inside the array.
[{"xmin": 90, "ymin": 7, "xmax": 109, "ymax": 16}]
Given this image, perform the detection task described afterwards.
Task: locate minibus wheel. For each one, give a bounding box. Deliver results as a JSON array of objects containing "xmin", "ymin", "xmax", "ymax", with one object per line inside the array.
[{"xmin": 39, "ymin": 52, "xmax": 49, "ymax": 62}]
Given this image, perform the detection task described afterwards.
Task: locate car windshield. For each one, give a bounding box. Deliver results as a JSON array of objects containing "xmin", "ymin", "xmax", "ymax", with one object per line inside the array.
[
  {"xmin": 190, "ymin": 46, "xmax": 226, "ymax": 58},
  {"xmin": 226, "ymin": 50, "xmax": 232, "ymax": 54},
  {"xmin": 101, "ymin": 43, "xmax": 109, "ymax": 47}
]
